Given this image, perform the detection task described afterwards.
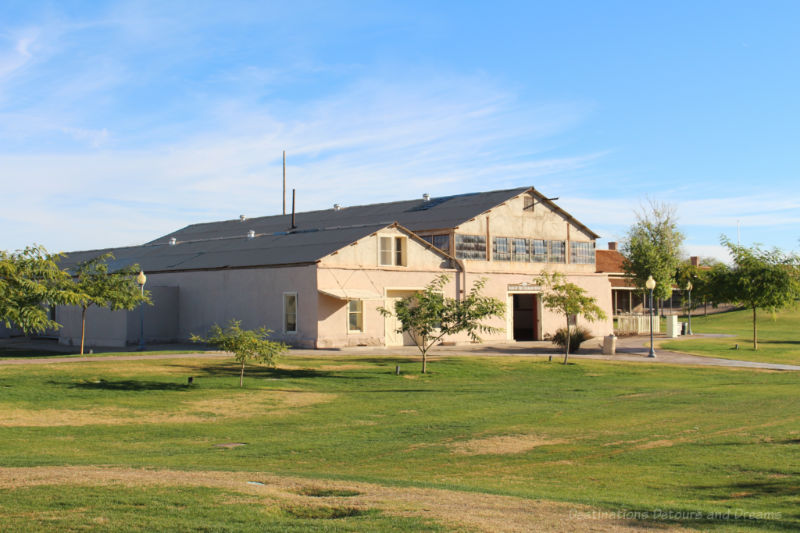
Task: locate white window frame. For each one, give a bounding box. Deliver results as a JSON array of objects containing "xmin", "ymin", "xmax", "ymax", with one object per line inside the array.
[
  {"xmin": 379, "ymin": 236, "xmax": 394, "ymax": 266},
  {"xmin": 347, "ymin": 299, "xmax": 364, "ymax": 333},
  {"xmin": 283, "ymin": 292, "xmax": 298, "ymax": 334},
  {"xmin": 378, "ymin": 235, "xmax": 407, "ymax": 267}
]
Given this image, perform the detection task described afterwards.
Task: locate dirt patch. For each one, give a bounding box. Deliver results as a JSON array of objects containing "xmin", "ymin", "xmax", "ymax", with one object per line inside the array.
[
  {"xmin": 0, "ymin": 391, "xmax": 334, "ymax": 427},
  {"xmin": 636, "ymin": 439, "xmax": 675, "ymax": 450},
  {"xmin": 318, "ymin": 364, "xmax": 369, "ymax": 371},
  {"xmin": 449, "ymin": 434, "xmax": 567, "ymax": 456},
  {"xmin": 0, "ymin": 466, "xmax": 690, "ymax": 532}
]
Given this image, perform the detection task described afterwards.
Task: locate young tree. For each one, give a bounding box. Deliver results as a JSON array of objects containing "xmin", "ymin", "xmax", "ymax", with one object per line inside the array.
[
  {"xmin": 73, "ymin": 253, "xmax": 150, "ymax": 354},
  {"xmin": 0, "ymin": 246, "xmax": 81, "ymax": 334},
  {"xmin": 718, "ymin": 238, "xmax": 800, "ymax": 350},
  {"xmin": 191, "ymin": 319, "xmax": 288, "ymax": 387},
  {"xmin": 536, "ymin": 272, "xmax": 607, "ymax": 364},
  {"xmin": 622, "ymin": 200, "xmax": 684, "ymax": 315},
  {"xmin": 379, "ymin": 274, "xmax": 505, "ymax": 373}
]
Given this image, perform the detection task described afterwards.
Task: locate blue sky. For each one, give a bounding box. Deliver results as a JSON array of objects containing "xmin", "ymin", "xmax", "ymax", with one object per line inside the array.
[{"xmin": 2, "ymin": 1, "xmax": 799, "ymax": 261}]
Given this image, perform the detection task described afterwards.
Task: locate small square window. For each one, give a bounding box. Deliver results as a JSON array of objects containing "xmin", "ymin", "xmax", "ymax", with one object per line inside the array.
[
  {"xmin": 348, "ymin": 300, "xmax": 363, "ymax": 332},
  {"xmin": 548, "ymin": 241, "xmax": 566, "ymax": 263},
  {"xmin": 379, "ymin": 235, "xmax": 407, "ymax": 266},
  {"xmin": 523, "ymin": 194, "xmax": 534, "ymax": 211},
  {"xmin": 513, "ymin": 238, "xmax": 529, "ymax": 262},
  {"xmin": 395, "ymin": 236, "xmax": 407, "ymax": 266},
  {"xmin": 493, "ymin": 237, "xmax": 511, "ymax": 261},
  {"xmin": 532, "ymin": 239, "xmax": 548, "ymax": 262},
  {"xmin": 284, "ymin": 293, "xmax": 297, "ymax": 333},
  {"xmin": 379, "ymin": 237, "xmax": 393, "ymax": 266}
]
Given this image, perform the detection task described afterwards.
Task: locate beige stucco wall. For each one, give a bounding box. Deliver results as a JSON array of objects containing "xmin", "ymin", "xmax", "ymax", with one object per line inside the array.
[
  {"xmin": 316, "ymin": 266, "xmax": 612, "ymax": 348},
  {"xmin": 321, "ymin": 226, "xmax": 453, "ymax": 270},
  {"xmin": 144, "ymin": 266, "xmax": 319, "ymax": 348},
  {"xmin": 460, "ymin": 270, "xmax": 613, "ymax": 342},
  {"xmin": 455, "ymin": 192, "xmax": 596, "ymax": 274},
  {"xmin": 57, "ymin": 304, "xmax": 129, "ymax": 348},
  {"xmin": 57, "ymin": 286, "xmax": 179, "ymax": 348},
  {"xmin": 313, "ymin": 215, "xmax": 612, "ymax": 348},
  {"xmin": 316, "ymin": 267, "xmax": 459, "ymax": 347},
  {"xmin": 317, "ymin": 226, "xmax": 458, "ymax": 347}
]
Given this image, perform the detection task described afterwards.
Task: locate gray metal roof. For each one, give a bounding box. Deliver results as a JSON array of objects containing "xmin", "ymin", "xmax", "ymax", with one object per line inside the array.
[
  {"xmin": 147, "ymin": 187, "xmax": 532, "ymax": 245},
  {"xmin": 61, "ymin": 187, "xmax": 599, "ymax": 273},
  {"xmin": 60, "ymin": 223, "xmax": 396, "ymax": 273}
]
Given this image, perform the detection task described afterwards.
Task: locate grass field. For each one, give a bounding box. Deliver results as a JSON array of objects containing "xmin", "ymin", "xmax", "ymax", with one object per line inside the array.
[
  {"xmin": 0, "ymin": 353, "xmax": 798, "ymax": 531},
  {"xmin": 0, "ymin": 347, "xmax": 210, "ymax": 359},
  {"xmin": 661, "ymin": 307, "xmax": 800, "ymax": 365}
]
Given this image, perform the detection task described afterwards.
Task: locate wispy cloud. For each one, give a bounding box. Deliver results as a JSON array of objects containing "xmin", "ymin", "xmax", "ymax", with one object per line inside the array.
[{"xmin": 0, "ymin": 71, "xmax": 596, "ymax": 252}]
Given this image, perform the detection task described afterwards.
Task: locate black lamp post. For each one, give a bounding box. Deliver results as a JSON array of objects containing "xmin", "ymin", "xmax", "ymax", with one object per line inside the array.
[
  {"xmin": 137, "ymin": 271, "xmax": 147, "ymax": 351},
  {"xmin": 646, "ymin": 275, "xmax": 656, "ymax": 358}
]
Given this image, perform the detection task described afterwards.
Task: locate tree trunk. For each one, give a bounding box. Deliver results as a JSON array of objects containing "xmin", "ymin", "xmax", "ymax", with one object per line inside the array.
[
  {"xmin": 421, "ymin": 351, "xmax": 427, "ymax": 373},
  {"xmin": 80, "ymin": 306, "xmax": 87, "ymax": 355},
  {"xmin": 753, "ymin": 306, "xmax": 758, "ymax": 350},
  {"xmin": 240, "ymin": 361, "xmax": 245, "ymax": 387},
  {"xmin": 563, "ymin": 315, "xmax": 570, "ymax": 364}
]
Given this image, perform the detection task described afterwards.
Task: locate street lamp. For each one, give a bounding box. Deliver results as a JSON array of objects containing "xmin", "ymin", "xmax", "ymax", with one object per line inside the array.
[
  {"xmin": 136, "ymin": 271, "xmax": 147, "ymax": 351},
  {"xmin": 686, "ymin": 280, "xmax": 693, "ymax": 336},
  {"xmin": 646, "ymin": 275, "xmax": 656, "ymax": 358}
]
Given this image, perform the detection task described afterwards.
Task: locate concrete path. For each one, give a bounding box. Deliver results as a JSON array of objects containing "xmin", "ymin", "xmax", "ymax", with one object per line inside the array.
[
  {"xmin": 1, "ymin": 334, "xmax": 799, "ymax": 371},
  {"xmin": 289, "ymin": 334, "xmax": 800, "ymax": 371}
]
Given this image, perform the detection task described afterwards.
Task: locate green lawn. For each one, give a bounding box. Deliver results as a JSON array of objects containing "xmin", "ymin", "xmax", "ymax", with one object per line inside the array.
[
  {"xmin": 661, "ymin": 307, "xmax": 800, "ymax": 365},
  {"xmin": 0, "ymin": 354, "xmax": 798, "ymax": 531},
  {"xmin": 0, "ymin": 347, "xmax": 210, "ymax": 359}
]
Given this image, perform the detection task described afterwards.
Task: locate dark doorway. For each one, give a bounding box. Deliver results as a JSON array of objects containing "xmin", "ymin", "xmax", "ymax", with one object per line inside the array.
[{"xmin": 513, "ymin": 294, "xmax": 539, "ymax": 341}]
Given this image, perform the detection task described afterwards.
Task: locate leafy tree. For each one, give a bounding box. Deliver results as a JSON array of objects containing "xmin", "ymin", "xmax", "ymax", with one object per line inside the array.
[
  {"xmin": 73, "ymin": 253, "xmax": 150, "ymax": 354},
  {"xmin": 676, "ymin": 258, "xmax": 727, "ymax": 316},
  {"xmin": 191, "ymin": 319, "xmax": 287, "ymax": 387},
  {"xmin": 536, "ymin": 272, "xmax": 607, "ymax": 364},
  {"xmin": 379, "ymin": 274, "xmax": 505, "ymax": 373},
  {"xmin": 717, "ymin": 238, "xmax": 800, "ymax": 350},
  {"xmin": 0, "ymin": 246, "xmax": 81, "ymax": 334},
  {"xmin": 622, "ymin": 200, "xmax": 685, "ymax": 314}
]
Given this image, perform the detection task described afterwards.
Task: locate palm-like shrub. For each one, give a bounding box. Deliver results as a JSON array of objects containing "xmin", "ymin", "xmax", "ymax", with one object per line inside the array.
[{"xmin": 550, "ymin": 327, "xmax": 593, "ymax": 354}]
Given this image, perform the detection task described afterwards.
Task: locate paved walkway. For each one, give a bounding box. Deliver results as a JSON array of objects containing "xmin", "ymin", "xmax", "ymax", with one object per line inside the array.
[{"xmin": 2, "ymin": 334, "xmax": 798, "ymax": 371}]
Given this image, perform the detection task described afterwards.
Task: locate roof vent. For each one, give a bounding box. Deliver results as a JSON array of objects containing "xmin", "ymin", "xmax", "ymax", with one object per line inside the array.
[
  {"xmin": 422, "ymin": 193, "xmax": 430, "ymax": 202},
  {"xmin": 333, "ymin": 204, "xmax": 341, "ymax": 211},
  {"xmin": 240, "ymin": 215, "xmax": 247, "ymax": 222},
  {"xmin": 247, "ymin": 230, "xmax": 255, "ymax": 239},
  {"xmin": 169, "ymin": 237, "xmax": 177, "ymax": 246}
]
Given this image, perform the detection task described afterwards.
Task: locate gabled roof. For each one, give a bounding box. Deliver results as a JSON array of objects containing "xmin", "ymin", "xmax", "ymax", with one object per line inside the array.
[
  {"xmin": 148, "ymin": 187, "xmax": 532, "ymax": 245},
  {"xmin": 61, "ymin": 187, "xmax": 600, "ymax": 273},
  {"xmin": 61, "ymin": 223, "xmax": 403, "ymax": 273}
]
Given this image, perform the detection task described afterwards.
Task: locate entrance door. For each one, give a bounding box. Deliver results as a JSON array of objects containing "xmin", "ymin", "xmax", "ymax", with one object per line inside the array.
[
  {"xmin": 512, "ymin": 294, "xmax": 539, "ymax": 341},
  {"xmin": 384, "ymin": 290, "xmax": 419, "ymax": 346}
]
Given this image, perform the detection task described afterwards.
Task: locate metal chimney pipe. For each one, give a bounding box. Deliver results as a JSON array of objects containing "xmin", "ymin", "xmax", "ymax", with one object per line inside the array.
[{"xmin": 291, "ymin": 189, "xmax": 296, "ymax": 229}]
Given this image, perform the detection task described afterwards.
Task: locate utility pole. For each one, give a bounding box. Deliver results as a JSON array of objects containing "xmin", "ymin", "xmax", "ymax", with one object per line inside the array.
[{"xmin": 283, "ymin": 150, "xmax": 286, "ymax": 215}]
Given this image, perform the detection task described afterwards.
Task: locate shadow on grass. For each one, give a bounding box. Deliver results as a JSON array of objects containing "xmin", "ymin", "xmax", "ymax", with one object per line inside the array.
[
  {"xmin": 160, "ymin": 362, "xmax": 371, "ymax": 381},
  {"xmin": 755, "ymin": 340, "xmax": 800, "ymax": 346},
  {"xmin": 58, "ymin": 379, "xmax": 192, "ymax": 391},
  {"xmin": 0, "ymin": 349, "xmax": 77, "ymax": 358}
]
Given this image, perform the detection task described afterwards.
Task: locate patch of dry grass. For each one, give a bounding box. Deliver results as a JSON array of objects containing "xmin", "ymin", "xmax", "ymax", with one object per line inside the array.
[
  {"xmin": 0, "ymin": 466, "xmax": 687, "ymax": 532},
  {"xmin": 449, "ymin": 434, "xmax": 568, "ymax": 456},
  {"xmin": 0, "ymin": 391, "xmax": 334, "ymax": 427}
]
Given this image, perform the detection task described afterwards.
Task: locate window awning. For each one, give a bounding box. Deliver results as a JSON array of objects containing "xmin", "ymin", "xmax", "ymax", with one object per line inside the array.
[{"xmin": 318, "ymin": 288, "xmax": 383, "ymax": 300}]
